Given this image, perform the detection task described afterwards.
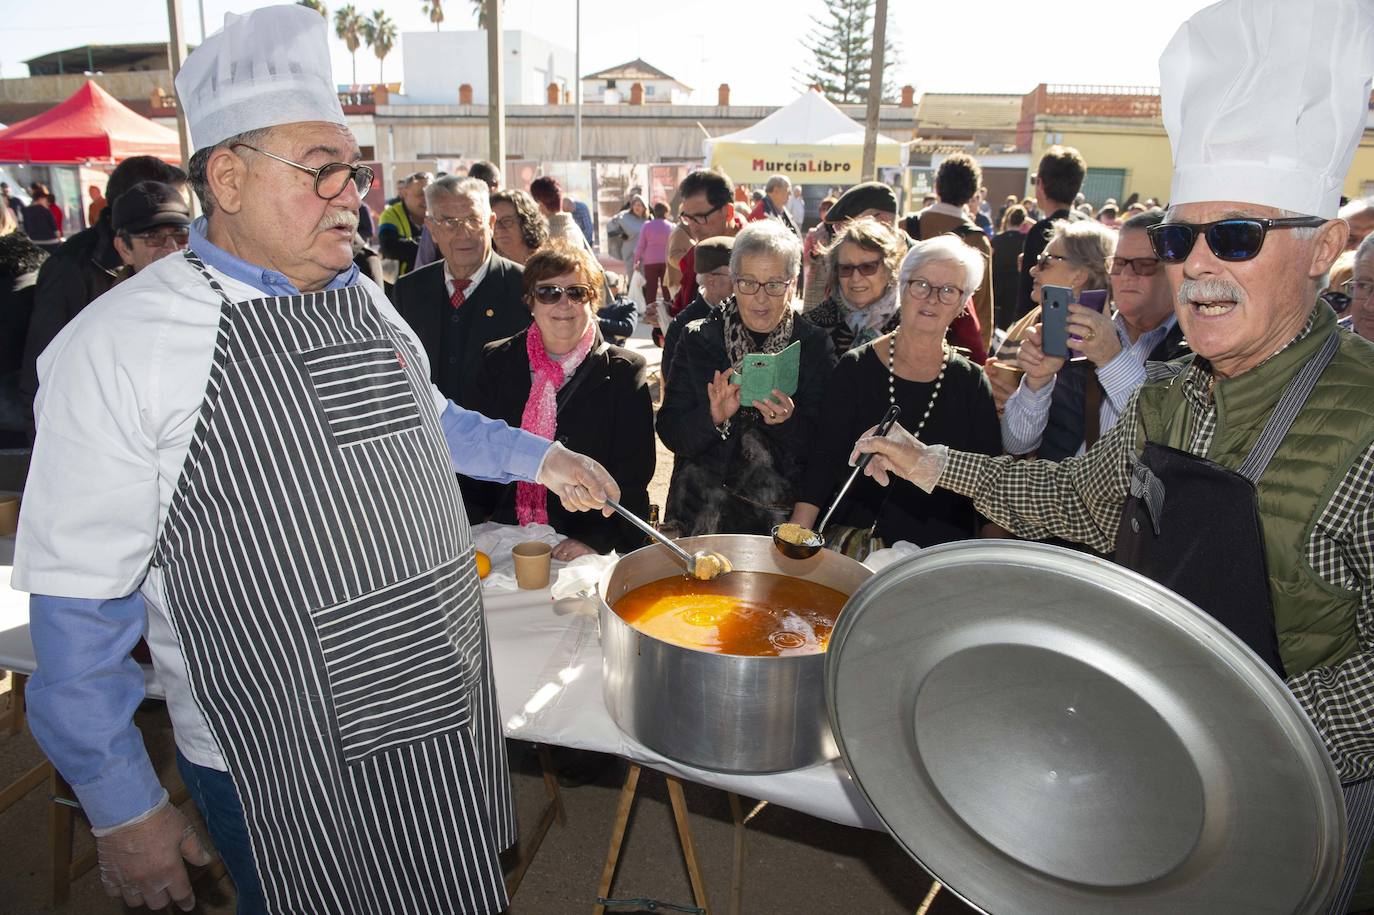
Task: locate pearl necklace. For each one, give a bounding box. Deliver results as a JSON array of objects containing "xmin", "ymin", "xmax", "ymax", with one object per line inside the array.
[{"xmin": 888, "ymin": 328, "xmax": 948, "ymax": 438}]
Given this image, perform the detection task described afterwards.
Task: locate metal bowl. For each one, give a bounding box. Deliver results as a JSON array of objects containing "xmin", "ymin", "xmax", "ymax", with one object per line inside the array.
[{"xmin": 597, "ymin": 534, "xmax": 871, "ymax": 773}]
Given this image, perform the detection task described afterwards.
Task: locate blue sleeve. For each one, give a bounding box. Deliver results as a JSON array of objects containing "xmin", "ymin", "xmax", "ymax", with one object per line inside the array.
[
  {"xmin": 26, "ymin": 592, "xmax": 166, "ymax": 830},
  {"xmin": 441, "ymin": 399, "xmax": 551, "ymax": 483}
]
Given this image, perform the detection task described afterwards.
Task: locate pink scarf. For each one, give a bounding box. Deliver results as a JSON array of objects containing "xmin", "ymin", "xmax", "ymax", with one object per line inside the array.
[{"xmin": 516, "ymin": 320, "xmax": 598, "ymax": 524}]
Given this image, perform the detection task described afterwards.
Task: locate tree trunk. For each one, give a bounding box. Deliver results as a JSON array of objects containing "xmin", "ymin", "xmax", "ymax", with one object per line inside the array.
[{"xmin": 350, "ymin": 52, "xmax": 357, "ymax": 86}]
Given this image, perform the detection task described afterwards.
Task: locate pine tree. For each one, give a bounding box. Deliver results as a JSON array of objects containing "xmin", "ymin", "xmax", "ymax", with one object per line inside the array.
[{"xmin": 799, "ymin": 0, "xmax": 899, "ymax": 104}]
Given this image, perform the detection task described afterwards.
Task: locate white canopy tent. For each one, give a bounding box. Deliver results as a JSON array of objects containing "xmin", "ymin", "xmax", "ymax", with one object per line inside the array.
[{"xmin": 704, "ymin": 89, "xmax": 907, "ymax": 185}]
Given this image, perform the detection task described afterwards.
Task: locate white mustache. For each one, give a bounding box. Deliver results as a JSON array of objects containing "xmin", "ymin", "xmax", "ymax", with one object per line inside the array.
[
  {"xmin": 317, "ymin": 210, "xmax": 359, "ymax": 232},
  {"xmin": 1177, "ymin": 276, "xmax": 1247, "ymax": 306}
]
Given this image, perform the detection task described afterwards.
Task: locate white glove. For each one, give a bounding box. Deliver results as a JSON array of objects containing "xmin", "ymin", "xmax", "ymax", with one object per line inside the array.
[
  {"xmin": 535, "ymin": 442, "xmax": 621, "ymax": 515},
  {"xmin": 848, "ymin": 421, "xmax": 950, "ymax": 493},
  {"xmin": 92, "ymin": 795, "xmax": 214, "ymax": 910}
]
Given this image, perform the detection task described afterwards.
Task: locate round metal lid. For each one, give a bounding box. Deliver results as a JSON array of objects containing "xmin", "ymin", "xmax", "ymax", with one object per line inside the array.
[{"xmin": 826, "ymin": 541, "xmax": 1345, "ymax": 915}]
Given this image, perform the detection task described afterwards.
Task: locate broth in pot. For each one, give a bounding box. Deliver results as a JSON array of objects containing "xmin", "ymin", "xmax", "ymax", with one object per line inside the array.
[{"xmin": 611, "ymin": 571, "xmax": 849, "ymax": 657}]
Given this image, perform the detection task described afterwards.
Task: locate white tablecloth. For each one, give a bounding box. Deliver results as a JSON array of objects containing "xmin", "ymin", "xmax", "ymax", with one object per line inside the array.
[{"xmin": 0, "ymin": 530, "xmax": 882, "ymax": 830}]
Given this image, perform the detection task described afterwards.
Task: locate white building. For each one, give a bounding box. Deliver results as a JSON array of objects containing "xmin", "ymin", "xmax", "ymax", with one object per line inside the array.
[
  {"xmin": 582, "ymin": 59, "xmax": 692, "ymax": 105},
  {"xmin": 399, "ymin": 30, "xmax": 575, "ymax": 106}
]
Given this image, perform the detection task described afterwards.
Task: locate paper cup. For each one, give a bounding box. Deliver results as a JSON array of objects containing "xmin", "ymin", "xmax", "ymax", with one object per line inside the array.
[
  {"xmin": 0, "ymin": 493, "xmax": 18, "ymax": 537},
  {"xmin": 512, "ymin": 541, "xmax": 553, "ymax": 590},
  {"xmin": 985, "ymin": 360, "xmax": 1026, "ymax": 388}
]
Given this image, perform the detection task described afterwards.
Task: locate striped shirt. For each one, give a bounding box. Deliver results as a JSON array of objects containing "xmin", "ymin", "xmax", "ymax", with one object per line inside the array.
[{"xmin": 941, "ymin": 315, "xmax": 1374, "ymax": 783}]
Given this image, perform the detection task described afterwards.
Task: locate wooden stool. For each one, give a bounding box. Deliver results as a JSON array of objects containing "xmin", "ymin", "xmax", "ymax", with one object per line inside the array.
[{"xmin": 504, "ymin": 743, "xmax": 566, "ymax": 899}]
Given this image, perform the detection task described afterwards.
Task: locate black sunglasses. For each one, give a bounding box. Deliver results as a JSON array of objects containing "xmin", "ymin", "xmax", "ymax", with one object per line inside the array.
[
  {"xmin": 1109, "ymin": 255, "xmax": 1160, "ymax": 277},
  {"xmin": 533, "ymin": 283, "xmax": 594, "ymax": 305},
  {"xmin": 837, "ymin": 259, "xmax": 883, "ymax": 278},
  {"xmin": 1147, "ymin": 216, "xmax": 1327, "ymax": 263}
]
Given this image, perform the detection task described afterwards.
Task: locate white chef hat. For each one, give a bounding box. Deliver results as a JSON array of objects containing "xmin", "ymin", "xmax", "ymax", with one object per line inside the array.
[
  {"xmin": 1159, "ymin": 0, "xmax": 1374, "ymax": 218},
  {"xmin": 174, "ymin": 4, "xmax": 347, "ymax": 151}
]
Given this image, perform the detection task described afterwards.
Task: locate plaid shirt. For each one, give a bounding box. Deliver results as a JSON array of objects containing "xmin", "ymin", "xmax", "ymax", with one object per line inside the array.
[{"xmin": 941, "ymin": 317, "xmax": 1374, "ymax": 783}]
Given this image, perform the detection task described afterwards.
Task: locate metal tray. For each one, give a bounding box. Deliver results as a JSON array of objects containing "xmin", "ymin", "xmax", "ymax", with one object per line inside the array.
[{"xmin": 826, "ymin": 541, "xmax": 1345, "ymax": 914}]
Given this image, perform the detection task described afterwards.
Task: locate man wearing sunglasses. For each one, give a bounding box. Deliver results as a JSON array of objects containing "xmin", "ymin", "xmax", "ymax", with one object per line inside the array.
[
  {"xmin": 11, "ymin": 7, "xmax": 618, "ymax": 913},
  {"xmin": 854, "ymin": 2, "xmax": 1374, "ymax": 909},
  {"xmin": 109, "ymin": 180, "xmax": 191, "ymax": 276}
]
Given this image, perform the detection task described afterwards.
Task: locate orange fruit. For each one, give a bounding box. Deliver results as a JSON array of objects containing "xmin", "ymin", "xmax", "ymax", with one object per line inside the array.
[{"xmin": 475, "ymin": 550, "xmax": 492, "ymax": 579}]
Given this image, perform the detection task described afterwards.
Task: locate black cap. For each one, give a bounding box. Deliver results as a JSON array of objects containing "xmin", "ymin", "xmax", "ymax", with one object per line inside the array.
[
  {"xmin": 112, "ymin": 180, "xmax": 191, "ymax": 234},
  {"xmin": 825, "ymin": 181, "xmax": 898, "ymax": 224},
  {"xmin": 694, "ymin": 236, "xmax": 735, "ymax": 274}
]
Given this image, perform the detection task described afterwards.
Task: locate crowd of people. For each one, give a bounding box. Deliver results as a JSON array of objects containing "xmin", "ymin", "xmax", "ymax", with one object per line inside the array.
[{"xmin": 7, "ymin": 0, "xmax": 1374, "ymax": 911}]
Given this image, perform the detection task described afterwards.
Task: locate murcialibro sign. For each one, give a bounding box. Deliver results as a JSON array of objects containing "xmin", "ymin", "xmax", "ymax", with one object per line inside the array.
[{"xmin": 710, "ymin": 142, "xmax": 904, "ymax": 186}]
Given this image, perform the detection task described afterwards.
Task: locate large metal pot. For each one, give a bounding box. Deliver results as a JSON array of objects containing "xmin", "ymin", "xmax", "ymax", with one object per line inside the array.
[{"xmin": 597, "ymin": 534, "xmax": 872, "ymax": 773}]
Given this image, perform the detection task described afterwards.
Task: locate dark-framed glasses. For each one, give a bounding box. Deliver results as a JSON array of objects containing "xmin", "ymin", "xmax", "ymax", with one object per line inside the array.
[
  {"xmin": 1034, "ymin": 252, "xmax": 1068, "ymax": 270},
  {"xmin": 735, "ymin": 277, "xmax": 792, "ymax": 297},
  {"xmin": 1146, "ymin": 216, "xmax": 1327, "ymax": 263},
  {"xmin": 1343, "ymin": 278, "xmax": 1374, "ymax": 301},
  {"xmin": 905, "ymin": 277, "xmax": 966, "ymax": 306},
  {"xmin": 129, "ymin": 226, "xmax": 190, "ymax": 248},
  {"xmin": 837, "ymin": 259, "xmax": 883, "ymax": 278},
  {"xmin": 427, "ymin": 214, "xmax": 485, "ymax": 233},
  {"xmin": 679, "ymin": 202, "xmax": 726, "ymax": 226},
  {"xmin": 533, "ymin": 283, "xmax": 594, "ymax": 305},
  {"xmin": 1110, "ymin": 255, "xmax": 1161, "ymax": 277},
  {"xmin": 232, "ymin": 143, "xmax": 374, "ymax": 200}
]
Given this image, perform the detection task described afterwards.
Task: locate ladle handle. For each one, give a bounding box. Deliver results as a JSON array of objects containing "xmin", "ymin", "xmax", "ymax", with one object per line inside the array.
[
  {"xmin": 604, "ymin": 497, "xmax": 695, "ymax": 567},
  {"xmin": 817, "ymin": 404, "xmax": 902, "ymax": 535}
]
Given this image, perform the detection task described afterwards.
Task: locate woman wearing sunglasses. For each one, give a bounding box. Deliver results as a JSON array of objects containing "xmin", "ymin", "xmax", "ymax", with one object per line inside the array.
[
  {"xmin": 804, "ymin": 217, "xmax": 906, "ymax": 356},
  {"xmin": 658, "ymin": 219, "xmax": 836, "ymax": 536},
  {"xmin": 464, "ymin": 241, "xmax": 655, "ymax": 559},
  {"xmin": 789, "ymin": 235, "xmax": 1001, "ymax": 557}
]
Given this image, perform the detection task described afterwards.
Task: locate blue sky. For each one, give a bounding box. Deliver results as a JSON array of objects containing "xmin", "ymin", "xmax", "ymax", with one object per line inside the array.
[{"xmin": 2, "ymin": 0, "xmax": 1217, "ymax": 104}]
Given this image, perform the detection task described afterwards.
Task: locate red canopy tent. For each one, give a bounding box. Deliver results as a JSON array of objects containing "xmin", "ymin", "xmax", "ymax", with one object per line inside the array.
[{"xmin": 0, "ymin": 80, "xmax": 181, "ymax": 165}]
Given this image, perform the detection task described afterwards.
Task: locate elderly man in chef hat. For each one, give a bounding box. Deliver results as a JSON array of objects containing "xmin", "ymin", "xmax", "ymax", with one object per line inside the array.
[
  {"xmin": 853, "ymin": 1, "xmax": 1374, "ymax": 910},
  {"xmin": 12, "ymin": 6, "xmax": 619, "ymax": 913}
]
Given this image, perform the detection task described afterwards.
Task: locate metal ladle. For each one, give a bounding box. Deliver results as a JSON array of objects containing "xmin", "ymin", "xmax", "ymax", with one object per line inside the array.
[
  {"xmin": 605, "ymin": 498, "xmax": 734, "ymax": 580},
  {"xmin": 772, "ymin": 404, "xmax": 901, "ymax": 560}
]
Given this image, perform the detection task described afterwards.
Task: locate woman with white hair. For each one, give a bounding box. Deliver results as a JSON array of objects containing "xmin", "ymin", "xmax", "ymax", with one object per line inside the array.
[
  {"xmin": 789, "ymin": 235, "xmax": 1001, "ymax": 557},
  {"xmin": 658, "ymin": 219, "xmax": 835, "ymax": 535}
]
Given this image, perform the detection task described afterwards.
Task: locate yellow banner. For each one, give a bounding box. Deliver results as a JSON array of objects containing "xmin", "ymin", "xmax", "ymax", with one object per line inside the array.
[{"xmin": 709, "ymin": 142, "xmax": 904, "ymax": 186}]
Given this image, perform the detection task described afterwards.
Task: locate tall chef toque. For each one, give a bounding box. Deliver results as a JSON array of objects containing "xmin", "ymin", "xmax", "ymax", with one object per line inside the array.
[
  {"xmin": 174, "ymin": 4, "xmax": 348, "ymax": 150},
  {"xmin": 1159, "ymin": 0, "xmax": 1374, "ymax": 219}
]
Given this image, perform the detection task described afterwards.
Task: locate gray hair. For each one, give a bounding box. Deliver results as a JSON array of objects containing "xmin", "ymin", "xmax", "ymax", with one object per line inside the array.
[
  {"xmin": 400, "ymin": 171, "xmax": 432, "ymax": 188},
  {"xmin": 898, "ymin": 235, "xmax": 985, "ymax": 296},
  {"xmin": 1356, "ymin": 229, "xmax": 1374, "ymax": 268},
  {"xmin": 1047, "ymin": 219, "xmax": 1116, "ymax": 292},
  {"xmin": 730, "ymin": 218, "xmax": 802, "ymax": 278},
  {"xmin": 425, "ymin": 174, "xmax": 490, "ymax": 216},
  {"xmin": 764, "ymin": 174, "xmax": 791, "ymax": 194},
  {"xmin": 187, "ymin": 125, "xmax": 274, "ymax": 216}
]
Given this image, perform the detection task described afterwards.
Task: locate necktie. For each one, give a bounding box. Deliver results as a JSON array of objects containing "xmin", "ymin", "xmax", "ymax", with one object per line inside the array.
[{"xmin": 449, "ymin": 278, "xmax": 471, "ymax": 309}]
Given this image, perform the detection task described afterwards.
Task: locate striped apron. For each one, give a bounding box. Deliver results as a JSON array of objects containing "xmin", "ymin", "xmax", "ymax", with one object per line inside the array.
[{"xmin": 152, "ymin": 251, "xmax": 515, "ymax": 914}]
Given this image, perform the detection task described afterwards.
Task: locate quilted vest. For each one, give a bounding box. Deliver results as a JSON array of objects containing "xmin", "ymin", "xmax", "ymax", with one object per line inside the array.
[{"xmin": 1134, "ymin": 304, "xmax": 1374, "ymax": 677}]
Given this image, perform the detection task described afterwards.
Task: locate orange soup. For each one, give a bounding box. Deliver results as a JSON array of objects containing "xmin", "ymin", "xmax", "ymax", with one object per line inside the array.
[{"xmin": 611, "ymin": 572, "xmax": 849, "ymax": 657}]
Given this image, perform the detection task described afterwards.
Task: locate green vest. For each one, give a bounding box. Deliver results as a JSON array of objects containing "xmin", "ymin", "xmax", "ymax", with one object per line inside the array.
[
  {"xmin": 1135, "ymin": 304, "xmax": 1374, "ymax": 677},
  {"xmin": 379, "ymin": 200, "xmax": 418, "ymax": 277}
]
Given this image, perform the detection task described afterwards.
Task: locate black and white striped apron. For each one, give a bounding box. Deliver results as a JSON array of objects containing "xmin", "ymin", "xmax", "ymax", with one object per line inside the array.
[{"xmin": 152, "ymin": 251, "xmax": 515, "ymax": 914}]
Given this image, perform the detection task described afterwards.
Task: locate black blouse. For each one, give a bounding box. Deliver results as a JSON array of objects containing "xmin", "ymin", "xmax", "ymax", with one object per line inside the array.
[{"xmin": 799, "ymin": 340, "xmax": 1001, "ymax": 546}]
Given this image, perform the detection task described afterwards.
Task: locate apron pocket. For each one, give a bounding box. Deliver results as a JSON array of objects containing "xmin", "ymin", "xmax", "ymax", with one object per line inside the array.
[
  {"xmin": 300, "ymin": 338, "xmax": 423, "ymax": 447},
  {"xmin": 312, "ymin": 554, "xmax": 483, "ymax": 764}
]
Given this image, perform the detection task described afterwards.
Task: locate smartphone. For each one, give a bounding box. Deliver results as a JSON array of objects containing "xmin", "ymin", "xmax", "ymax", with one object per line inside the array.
[
  {"xmin": 1078, "ymin": 289, "xmax": 1108, "ymax": 314},
  {"xmin": 1040, "ymin": 285, "xmax": 1073, "ymax": 359}
]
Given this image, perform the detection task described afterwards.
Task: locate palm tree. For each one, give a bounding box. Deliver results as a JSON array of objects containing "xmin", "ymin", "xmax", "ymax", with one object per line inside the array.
[
  {"xmin": 333, "ymin": 4, "xmax": 364, "ymax": 86},
  {"xmin": 469, "ymin": 0, "xmax": 502, "ymax": 29},
  {"xmin": 422, "ymin": 0, "xmax": 444, "ymax": 30},
  {"xmin": 298, "ymin": 0, "xmax": 328, "ymax": 17},
  {"xmin": 362, "ymin": 9, "xmax": 398, "ymax": 85}
]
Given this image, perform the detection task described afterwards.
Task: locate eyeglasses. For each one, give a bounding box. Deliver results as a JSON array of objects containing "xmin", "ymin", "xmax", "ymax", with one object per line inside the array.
[
  {"xmin": 735, "ymin": 277, "xmax": 793, "ymax": 297},
  {"xmin": 1146, "ymin": 216, "xmax": 1327, "ymax": 263},
  {"xmin": 904, "ymin": 277, "xmax": 966, "ymax": 306},
  {"xmin": 680, "ymin": 202, "xmax": 726, "ymax": 226},
  {"xmin": 1034, "ymin": 252, "xmax": 1068, "ymax": 270},
  {"xmin": 1343, "ymin": 278, "xmax": 1374, "ymax": 301},
  {"xmin": 837, "ymin": 259, "xmax": 883, "ymax": 278},
  {"xmin": 533, "ymin": 283, "xmax": 595, "ymax": 305},
  {"xmin": 232, "ymin": 143, "xmax": 374, "ymax": 200},
  {"xmin": 1109, "ymin": 255, "xmax": 1160, "ymax": 277},
  {"xmin": 428, "ymin": 214, "xmax": 485, "ymax": 233},
  {"xmin": 493, "ymin": 215, "xmax": 520, "ymax": 230},
  {"xmin": 128, "ymin": 226, "xmax": 190, "ymax": 248}
]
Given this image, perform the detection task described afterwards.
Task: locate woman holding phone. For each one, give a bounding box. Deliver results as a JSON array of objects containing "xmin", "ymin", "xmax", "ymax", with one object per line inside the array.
[{"xmin": 658, "ymin": 219, "xmax": 835, "ymax": 536}]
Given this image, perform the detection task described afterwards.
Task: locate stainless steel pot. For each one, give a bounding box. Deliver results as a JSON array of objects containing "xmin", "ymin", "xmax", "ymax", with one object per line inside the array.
[{"xmin": 597, "ymin": 534, "xmax": 872, "ymax": 773}]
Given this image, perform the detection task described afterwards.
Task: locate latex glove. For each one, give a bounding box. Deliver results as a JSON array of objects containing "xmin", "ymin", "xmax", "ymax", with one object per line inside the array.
[
  {"xmin": 92, "ymin": 796, "xmax": 214, "ymax": 911},
  {"xmin": 848, "ymin": 420, "xmax": 950, "ymax": 492},
  {"xmin": 536, "ymin": 441, "xmax": 620, "ymax": 516}
]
